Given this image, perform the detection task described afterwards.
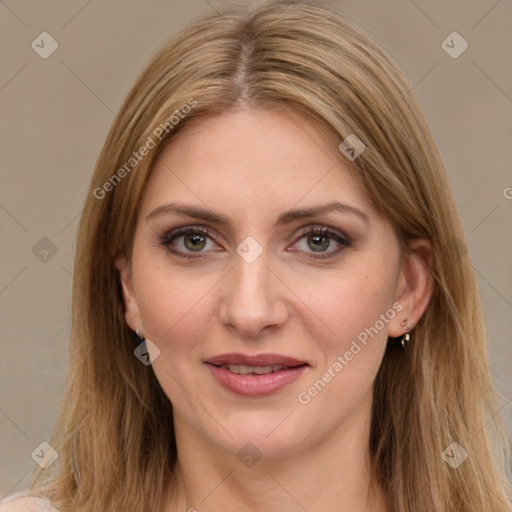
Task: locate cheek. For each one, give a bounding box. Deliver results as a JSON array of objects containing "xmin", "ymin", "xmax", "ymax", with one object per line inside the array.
[
  {"xmin": 301, "ymin": 263, "xmax": 398, "ymax": 349},
  {"xmin": 297, "ymin": 267, "xmax": 398, "ymax": 418},
  {"xmin": 132, "ymin": 254, "xmax": 220, "ymax": 352},
  {"xmin": 132, "ymin": 262, "xmax": 218, "ymax": 407},
  {"xmin": 293, "ymin": 272, "xmax": 395, "ymax": 426}
]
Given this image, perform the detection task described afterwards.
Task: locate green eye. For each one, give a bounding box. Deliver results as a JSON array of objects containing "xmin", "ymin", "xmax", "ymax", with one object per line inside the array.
[{"xmin": 293, "ymin": 227, "xmax": 351, "ymax": 259}]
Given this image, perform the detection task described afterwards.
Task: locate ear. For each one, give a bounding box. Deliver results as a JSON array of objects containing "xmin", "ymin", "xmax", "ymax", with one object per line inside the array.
[
  {"xmin": 388, "ymin": 238, "xmax": 434, "ymax": 338},
  {"xmin": 115, "ymin": 255, "xmax": 141, "ymax": 333}
]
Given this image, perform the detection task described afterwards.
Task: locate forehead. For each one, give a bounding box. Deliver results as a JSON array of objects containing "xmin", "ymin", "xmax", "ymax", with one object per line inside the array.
[{"xmin": 140, "ymin": 108, "xmax": 375, "ymax": 221}]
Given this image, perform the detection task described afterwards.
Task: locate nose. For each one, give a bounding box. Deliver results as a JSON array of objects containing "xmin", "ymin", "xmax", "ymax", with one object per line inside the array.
[{"xmin": 218, "ymin": 247, "xmax": 289, "ymax": 338}]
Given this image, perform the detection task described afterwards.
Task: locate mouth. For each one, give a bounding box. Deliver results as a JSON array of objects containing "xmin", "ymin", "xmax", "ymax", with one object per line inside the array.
[{"xmin": 204, "ymin": 353, "xmax": 309, "ymax": 397}]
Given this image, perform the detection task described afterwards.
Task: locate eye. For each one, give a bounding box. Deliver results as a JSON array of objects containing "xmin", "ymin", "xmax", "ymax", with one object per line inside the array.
[
  {"xmin": 291, "ymin": 226, "xmax": 352, "ymax": 259},
  {"xmin": 160, "ymin": 226, "xmax": 219, "ymax": 258}
]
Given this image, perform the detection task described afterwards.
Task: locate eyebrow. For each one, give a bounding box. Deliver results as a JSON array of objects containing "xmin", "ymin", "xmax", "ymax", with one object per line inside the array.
[{"xmin": 146, "ymin": 201, "xmax": 370, "ymax": 227}]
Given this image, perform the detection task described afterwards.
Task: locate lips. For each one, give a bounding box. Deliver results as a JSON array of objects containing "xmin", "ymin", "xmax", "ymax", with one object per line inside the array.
[{"xmin": 204, "ymin": 353, "xmax": 309, "ymax": 397}]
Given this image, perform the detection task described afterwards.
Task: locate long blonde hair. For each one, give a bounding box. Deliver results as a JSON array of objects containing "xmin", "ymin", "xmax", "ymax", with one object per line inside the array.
[{"xmin": 29, "ymin": 1, "xmax": 511, "ymax": 510}]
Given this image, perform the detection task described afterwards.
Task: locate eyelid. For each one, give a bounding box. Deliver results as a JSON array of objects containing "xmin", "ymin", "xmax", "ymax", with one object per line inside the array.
[{"xmin": 293, "ymin": 224, "xmax": 353, "ymax": 244}]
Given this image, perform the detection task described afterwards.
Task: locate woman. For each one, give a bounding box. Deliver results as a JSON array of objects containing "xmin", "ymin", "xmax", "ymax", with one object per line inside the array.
[{"xmin": 2, "ymin": 1, "xmax": 510, "ymax": 511}]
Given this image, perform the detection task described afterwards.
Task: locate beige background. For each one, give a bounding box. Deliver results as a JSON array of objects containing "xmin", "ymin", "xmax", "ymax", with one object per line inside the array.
[{"xmin": 1, "ymin": 0, "xmax": 511, "ymax": 496}]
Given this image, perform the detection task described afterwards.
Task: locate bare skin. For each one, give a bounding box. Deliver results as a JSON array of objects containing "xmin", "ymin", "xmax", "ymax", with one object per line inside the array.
[{"xmin": 117, "ymin": 107, "xmax": 433, "ymax": 511}]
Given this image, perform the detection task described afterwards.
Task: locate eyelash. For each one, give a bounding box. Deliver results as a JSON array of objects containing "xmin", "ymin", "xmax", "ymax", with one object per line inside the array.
[{"xmin": 159, "ymin": 225, "xmax": 352, "ymax": 260}]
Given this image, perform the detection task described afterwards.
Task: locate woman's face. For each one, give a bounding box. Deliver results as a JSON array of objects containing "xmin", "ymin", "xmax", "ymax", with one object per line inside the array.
[{"xmin": 118, "ymin": 107, "xmax": 411, "ymax": 459}]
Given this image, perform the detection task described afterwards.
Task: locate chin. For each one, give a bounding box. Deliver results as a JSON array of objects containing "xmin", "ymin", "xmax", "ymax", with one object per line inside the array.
[{"xmin": 201, "ymin": 409, "xmax": 317, "ymax": 463}]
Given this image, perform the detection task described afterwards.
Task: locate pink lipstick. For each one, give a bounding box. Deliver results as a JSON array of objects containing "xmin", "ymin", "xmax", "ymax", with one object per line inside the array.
[{"xmin": 205, "ymin": 353, "xmax": 309, "ymax": 397}]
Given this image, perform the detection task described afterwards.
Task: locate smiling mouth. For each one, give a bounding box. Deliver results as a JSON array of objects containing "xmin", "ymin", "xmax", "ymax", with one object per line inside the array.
[{"xmin": 205, "ymin": 356, "xmax": 309, "ymax": 397}]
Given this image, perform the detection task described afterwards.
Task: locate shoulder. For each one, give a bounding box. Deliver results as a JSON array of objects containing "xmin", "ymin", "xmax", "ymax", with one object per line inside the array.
[{"xmin": 0, "ymin": 493, "xmax": 59, "ymax": 512}]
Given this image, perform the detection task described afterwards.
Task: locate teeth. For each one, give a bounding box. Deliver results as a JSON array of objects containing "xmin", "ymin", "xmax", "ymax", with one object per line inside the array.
[
  {"xmin": 239, "ymin": 364, "xmax": 256, "ymax": 375},
  {"xmin": 220, "ymin": 364, "xmax": 288, "ymax": 374},
  {"xmin": 253, "ymin": 366, "xmax": 273, "ymax": 374}
]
